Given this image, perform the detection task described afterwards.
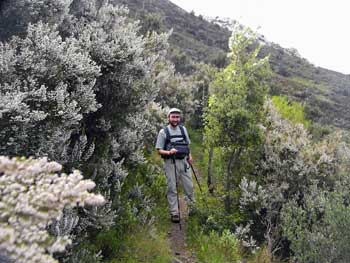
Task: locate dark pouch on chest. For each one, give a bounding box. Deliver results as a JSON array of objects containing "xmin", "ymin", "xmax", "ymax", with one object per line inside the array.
[{"xmin": 173, "ymin": 142, "xmax": 190, "ymax": 159}]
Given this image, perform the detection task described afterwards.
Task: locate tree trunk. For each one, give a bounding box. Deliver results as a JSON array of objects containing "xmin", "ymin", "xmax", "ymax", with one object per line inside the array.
[
  {"xmin": 207, "ymin": 145, "xmax": 214, "ymax": 193},
  {"xmin": 224, "ymin": 147, "xmax": 243, "ymax": 213},
  {"xmin": 265, "ymin": 226, "xmax": 274, "ymax": 263},
  {"xmin": 224, "ymin": 148, "xmax": 238, "ymax": 212}
]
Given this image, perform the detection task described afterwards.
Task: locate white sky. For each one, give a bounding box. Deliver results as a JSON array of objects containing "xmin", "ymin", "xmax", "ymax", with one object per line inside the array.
[{"xmin": 169, "ymin": 0, "xmax": 350, "ymax": 74}]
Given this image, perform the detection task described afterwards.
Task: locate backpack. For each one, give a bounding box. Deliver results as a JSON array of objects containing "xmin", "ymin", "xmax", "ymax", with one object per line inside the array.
[{"xmin": 162, "ymin": 125, "xmax": 190, "ymax": 159}]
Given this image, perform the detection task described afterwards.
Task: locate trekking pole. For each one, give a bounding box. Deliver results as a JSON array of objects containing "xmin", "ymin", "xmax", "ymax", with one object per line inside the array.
[
  {"xmin": 188, "ymin": 162, "xmax": 203, "ymax": 193},
  {"xmin": 172, "ymin": 155, "xmax": 182, "ymax": 230},
  {"xmin": 188, "ymin": 161, "xmax": 209, "ymax": 209}
]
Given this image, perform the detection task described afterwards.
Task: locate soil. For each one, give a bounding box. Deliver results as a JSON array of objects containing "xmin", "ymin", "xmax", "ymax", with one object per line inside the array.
[{"xmin": 168, "ymin": 197, "xmax": 197, "ymax": 263}]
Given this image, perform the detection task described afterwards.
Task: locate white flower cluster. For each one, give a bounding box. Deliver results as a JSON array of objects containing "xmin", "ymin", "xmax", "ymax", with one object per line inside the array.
[{"xmin": 0, "ymin": 156, "xmax": 104, "ymax": 263}]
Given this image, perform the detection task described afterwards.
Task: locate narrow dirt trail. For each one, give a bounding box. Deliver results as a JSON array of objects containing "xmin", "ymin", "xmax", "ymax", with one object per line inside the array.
[{"xmin": 168, "ymin": 196, "xmax": 196, "ymax": 263}]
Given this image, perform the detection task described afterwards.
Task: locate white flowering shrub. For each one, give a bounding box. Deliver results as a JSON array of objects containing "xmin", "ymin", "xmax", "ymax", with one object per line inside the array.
[
  {"xmin": 58, "ymin": 2, "xmax": 172, "ymax": 166},
  {"xmin": 155, "ymin": 69, "xmax": 195, "ymax": 120},
  {"xmin": 0, "ymin": 156, "xmax": 104, "ymax": 263},
  {"xmin": 239, "ymin": 100, "xmax": 350, "ymax": 259},
  {"xmin": 1, "ymin": 1, "xmax": 180, "ymax": 261},
  {"xmin": 280, "ymin": 134, "xmax": 350, "ymax": 262},
  {"xmin": 0, "ymin": 21, "xmax": 100, "ymax": 161}
]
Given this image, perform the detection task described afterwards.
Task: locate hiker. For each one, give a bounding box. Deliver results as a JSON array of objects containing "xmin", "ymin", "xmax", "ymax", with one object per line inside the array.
[{"xmin": 155, "ymin": 108, "xmax": 195, "ymax": 223}]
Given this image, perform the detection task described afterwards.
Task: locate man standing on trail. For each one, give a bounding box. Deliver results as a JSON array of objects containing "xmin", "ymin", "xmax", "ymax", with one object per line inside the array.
[{"xmin": 155, "ymin": 108, "xmax": 195, "ymax": 223}]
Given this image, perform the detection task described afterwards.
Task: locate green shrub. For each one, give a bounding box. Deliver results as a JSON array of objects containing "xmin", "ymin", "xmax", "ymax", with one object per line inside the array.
[
  {"xmin": 272, "ymin": 96, "xmax": 310, "ymax": 127},
  {"xmin": 95, "ymin": 229, "xmax": 121, "ymax": 260},
  {"xmin": 111, "ymin": 227, "xmax": 172, "ymax": 263},
  {"xmin": 188, "ymin": 222, "xmax": 241, "ymax": 263},
  {"xmin": 282, "ymin": 187, "xmax": 350, "ymax": 263}
]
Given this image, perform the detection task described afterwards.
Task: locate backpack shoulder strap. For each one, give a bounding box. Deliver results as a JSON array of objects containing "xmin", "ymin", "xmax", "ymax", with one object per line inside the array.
[
  {"xmin": 178, "ymin": 125, "xmax": 188, "ymax": 143},
  {"xmin": 163, "ymin": 126, "xmax": 171, "ymax": 150}
]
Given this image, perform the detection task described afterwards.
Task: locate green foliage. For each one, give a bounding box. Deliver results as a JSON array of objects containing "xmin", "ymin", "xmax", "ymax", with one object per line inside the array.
[
  {"xmin": 269, "ymin": 62, "xmax": 350, "ymax": 129},
  {"xmin": 204, "ymin": 27, "xmax": 270, "ymax": 150},
  {"xmin": 104, "ymin": 0, "xmax": 350, "ymax": 131},
  {"xmin": 240, "ymin": 102, "xmax": 350, "ymax": 260},
  {"xmin": 138, "ymin": 11, "xmax": 165, "ymax": 35},
  {"xmin": 282, "ymin": 184, "xmax": 350, "ymax": 263},
  {"xmin": 110, "ymin": 0, "xmax": 231, "ymax": 74},
  {"xmin": 185, "ymin": 28, "xmax": 272, "ymax": 259},
  {"xmin": 207, "ymin": 50, "xmax": 229, "ymax": 68},
  {"xmin": 111, "ymin": 227, "xmax": 172, "ymax": 263},
  {"xmin": 205, "ymin": 27, "xmax": 270, "ymax": 149},
  {"xmin": 204, "ymin": 26, "xmax": 271, "ymax": 213},
  {"xmin": 187, "ymin": 219, "xmax": 241, "ymax": 263},
  {"xmin": 154, "ymin": 67, "xmax": 195, "ymax": 120},
  {"xmin": 99, "ymin": 0, "xmax": 350, "ymax": 129},
  {"xmin": 246, "ymin": 246, "xmax": 272, "ymax": 263},
  {"xmin": 5, "ymin": 1, "xmax": 350, "ymax": 262},
  {"xmin": 95, "ymin": 159, "xmax": 171, "ymax": 263},
  {"xmin": 95, "ymin": 229, "xmax": 121, "ymax": 260},
  {"xmin": 189, "ymin": 63, "xmax": 218, "ymax": 129},
  {"xmin": 308, "ymin": 122, "xmax": 333, "ymax": 141},
  {"xmin": 63, "ymin": 155, "xmax": 171, "ymax": 262},
  {"xmin": 187, "ymin": 128, "xmax": 237, "ymax": 224},
  {"xmin": 168, "ymin": 47, "xmax": 195, "ymax": 74},
  {"xmin": 272, "ymin": 96, "xmax": 310, "ymax": 127}
]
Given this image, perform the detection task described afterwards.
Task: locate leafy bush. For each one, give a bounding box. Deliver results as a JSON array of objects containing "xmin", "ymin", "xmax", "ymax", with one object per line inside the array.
[
  {"xmin": 272, "ymin": 96, "xmax": 310, "ymax": 127},
  {"xmin": 240, "ymin": 100, "xmax": 350, "ymax": 260},
  {"xmin": 282, "ymin": 185, "xmax": 350, "ymax": 263},
  {"xmin": 95, "ymin": 229, "xmax": 121, "ymax": 260},
  {"xmin": 187, "ymin": 221, "xmax": 241, "ymax": 263}
]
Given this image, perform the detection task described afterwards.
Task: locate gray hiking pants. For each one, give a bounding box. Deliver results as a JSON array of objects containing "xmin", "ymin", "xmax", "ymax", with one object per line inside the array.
[{"xmin": 163, "ymin": 158, "xmax": 195, "ymax": 215}]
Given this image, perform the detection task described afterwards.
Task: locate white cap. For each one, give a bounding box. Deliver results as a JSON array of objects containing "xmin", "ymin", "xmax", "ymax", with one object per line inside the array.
[{"xmin": 167, "ymin": 108, "xmax": 181, "ymax": 117}]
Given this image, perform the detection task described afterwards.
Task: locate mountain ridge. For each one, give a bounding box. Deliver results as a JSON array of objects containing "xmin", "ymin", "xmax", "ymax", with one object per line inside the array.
[{"xmin": 110, "ymin": 0, "xmax": 350, "ymax": 129}]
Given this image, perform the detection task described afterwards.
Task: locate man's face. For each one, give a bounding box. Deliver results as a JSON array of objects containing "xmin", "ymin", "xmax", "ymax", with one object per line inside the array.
[{"xmin": 168, "ymin": 113, "xmax": 181, "ymax": 127}]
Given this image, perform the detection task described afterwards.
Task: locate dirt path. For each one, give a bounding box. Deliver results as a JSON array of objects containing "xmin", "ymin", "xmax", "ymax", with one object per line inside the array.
[{"xmin": 168, "ymin": 197, "xmax": 196, "ymax": 263}]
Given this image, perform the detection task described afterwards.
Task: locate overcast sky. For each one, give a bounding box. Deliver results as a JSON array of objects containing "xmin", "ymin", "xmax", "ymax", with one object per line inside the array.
[{"xmin": 169, "ymin": 0, "xmax": 350, "ymax": 74}]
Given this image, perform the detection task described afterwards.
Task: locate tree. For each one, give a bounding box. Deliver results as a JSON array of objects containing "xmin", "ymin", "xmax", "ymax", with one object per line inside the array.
[
  {"xmin": 204, "ymin": 26, "xmax": 270, "ymax": 212},
  {"xmin": 189, "ymin": 63, "xmax": 217, "ymax": 129},
  {"xmin": 138, "ymin": 11, "xmax": 164, "ymax": 35}
]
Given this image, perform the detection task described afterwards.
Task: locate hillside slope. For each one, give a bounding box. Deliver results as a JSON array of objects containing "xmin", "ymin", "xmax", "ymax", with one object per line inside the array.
[
  {"xmin": 1, "ymin": 0, "xmax": 349, "ymax": 128},
  {"xmin": 111, "ymin": 0, "xmax": 350, "ymax": 129},
  {"xmin": 111, "ymin": 0, "xmax": 230, "ymax": 63}
]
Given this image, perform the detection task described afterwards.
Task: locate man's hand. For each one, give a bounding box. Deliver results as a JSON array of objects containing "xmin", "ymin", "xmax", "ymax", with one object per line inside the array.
[
  {"xmin": 187, "ymin": 154, "xmax": 193, "ymax": 164},
  {"xmin": 169, "ymin": 148, "xmax": 178, "ymax": 155}
]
